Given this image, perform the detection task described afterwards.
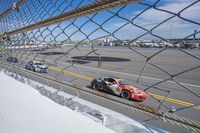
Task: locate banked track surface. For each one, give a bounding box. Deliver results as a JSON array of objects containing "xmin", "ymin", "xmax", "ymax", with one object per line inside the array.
[{"xmin": 1, "ymin": 60, "xmax": 200, "ymax": 133}]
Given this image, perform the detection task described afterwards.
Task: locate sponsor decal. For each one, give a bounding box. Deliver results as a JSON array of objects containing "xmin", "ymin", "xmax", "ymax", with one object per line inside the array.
[{"xmin": 116, "ymin": 87, "xmax": 120, "ymax": 92}]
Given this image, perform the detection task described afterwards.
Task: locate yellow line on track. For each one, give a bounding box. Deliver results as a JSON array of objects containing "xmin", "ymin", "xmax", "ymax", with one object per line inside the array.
[
  {"xmin": 4, "ymin": 55, "xmax": 200, "ymax": 110},
  {"xmin": 48, "ymin": 65, "xmax": 200, "ymax": 110},
  {"xmin": 49, "ymin": 66, "xmax": 200, "ymax": 110},
  {"xmin": 148, "ymin": 93, "xmax": 200, "ymax": 110},
  {"xmin": 0, "ymin": 52, "xmax": 6, "ymax": 54},
  {"xmin": 48, "ymin": 66, "xmax": 93, "ymax": 81}
]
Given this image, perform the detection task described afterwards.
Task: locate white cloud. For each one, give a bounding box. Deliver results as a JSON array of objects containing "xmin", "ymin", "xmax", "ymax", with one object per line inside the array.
[
  {"xmin": 112, "ymin": 0, "xmax": 200, "ymax": 38},
  {"xmin": 159, "ymin": 0, "xmax": 200, "ymax": 18},
  {"xmin": 135, "ymin": 0, "xmax": 200, "ymax": 26}
]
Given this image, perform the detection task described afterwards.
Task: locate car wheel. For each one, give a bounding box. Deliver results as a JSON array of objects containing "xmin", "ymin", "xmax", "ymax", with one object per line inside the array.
[
  {"xmin": 92, "ymin": 82, "xmax": 101, "ymax": 91},
  {"xmin": 120, "ymin": 90, "xmax": 131, "ymax": 99}
]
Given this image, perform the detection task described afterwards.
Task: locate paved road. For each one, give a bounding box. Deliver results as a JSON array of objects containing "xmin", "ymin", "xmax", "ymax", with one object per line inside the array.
[
  {"xmin": 2, "ymin": 46, "xmax": 200, "ymax": 132},
  {"xmin": 19, "ymin": 46, "xmax": 200, "ymax": 85}
]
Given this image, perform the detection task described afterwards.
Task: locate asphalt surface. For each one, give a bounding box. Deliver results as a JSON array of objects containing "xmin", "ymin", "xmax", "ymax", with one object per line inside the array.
[{"xmin": 1, "ymin": 46, "xmax": 200, "ymax": 132}]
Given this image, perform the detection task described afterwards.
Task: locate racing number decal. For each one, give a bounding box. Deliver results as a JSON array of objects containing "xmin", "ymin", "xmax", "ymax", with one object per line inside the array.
[{"xmin": 116, "ymin": 87, "xmax": 120, "ymax": 92}]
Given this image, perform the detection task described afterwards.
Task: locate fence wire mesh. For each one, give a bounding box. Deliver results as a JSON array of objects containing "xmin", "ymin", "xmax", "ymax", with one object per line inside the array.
[{"xmin": 0, "ymin": 0, "xmax": 200, "ymax": 132}]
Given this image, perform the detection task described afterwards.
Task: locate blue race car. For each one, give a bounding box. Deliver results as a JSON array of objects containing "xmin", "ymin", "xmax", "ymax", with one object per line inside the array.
[{"xmin": 7, "ymin": 57, "xmax": 18, "ymax": 63}]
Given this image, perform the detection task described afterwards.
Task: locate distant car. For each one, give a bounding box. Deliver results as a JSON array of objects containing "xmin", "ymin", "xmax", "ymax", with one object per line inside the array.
[
  {"xmin": 7, "ymin": 57, "xmax": 18, "ymax": 63},
  {"xmin": 26, "ymin": 60, "xmax": 48, "ymax": 73},
  {"xmin": 91, "ymin": 77, "xmax": 147, "ymax": 101}
]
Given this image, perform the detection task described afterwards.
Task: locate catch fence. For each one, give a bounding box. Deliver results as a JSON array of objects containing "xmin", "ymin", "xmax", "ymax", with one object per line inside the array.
[{"xmin": 0, "ymin": 0, "xmax": 200, "ymax": 132}]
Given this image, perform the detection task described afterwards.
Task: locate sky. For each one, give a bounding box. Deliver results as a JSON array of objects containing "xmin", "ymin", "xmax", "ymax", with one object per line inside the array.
[
  {"xmin": 106, "ymin": 0, "xmax": 200, "ymax": 40},
  {"xmin": 0, "ymin": 0, "xmax": 199, "ymax": 41}
]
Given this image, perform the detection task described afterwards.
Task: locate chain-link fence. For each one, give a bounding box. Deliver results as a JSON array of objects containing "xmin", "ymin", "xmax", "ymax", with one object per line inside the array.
[{"xmin": 0, "ymin": 0, "xmax": 200, "ymax": 132}]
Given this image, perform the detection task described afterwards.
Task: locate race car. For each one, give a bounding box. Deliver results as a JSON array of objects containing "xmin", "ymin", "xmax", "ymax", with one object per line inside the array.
[
  {"xmin": 7, "ymin": 57, "xmax": 18, "ymax": 63},
  {"xmin": 91, "ymin": 77, "xmax": 147, "ymax": 101},
  {"xmin": 26, "ymin": 60, "xmax": 48, "ymax": 73}
]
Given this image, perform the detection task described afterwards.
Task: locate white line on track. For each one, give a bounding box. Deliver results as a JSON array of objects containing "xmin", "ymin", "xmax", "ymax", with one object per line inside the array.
[{"xmin": 51, "ymin": 60, "xmax": 200, "ymax": 88}]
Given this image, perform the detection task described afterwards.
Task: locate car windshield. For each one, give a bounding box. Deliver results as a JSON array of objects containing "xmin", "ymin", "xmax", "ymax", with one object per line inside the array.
[
  {"xmin": 35, "ymin": 63, "xmax": 43, "ymax": 65},
  {"xmin": 118, "ymin": 80, "xmax": 129, "ymax": 85}
]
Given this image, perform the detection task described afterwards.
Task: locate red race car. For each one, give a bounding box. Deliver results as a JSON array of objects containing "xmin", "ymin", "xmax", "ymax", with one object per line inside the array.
[{"xmin": 91, "ymin": 77, "xmax": 147, "ymax": 101}]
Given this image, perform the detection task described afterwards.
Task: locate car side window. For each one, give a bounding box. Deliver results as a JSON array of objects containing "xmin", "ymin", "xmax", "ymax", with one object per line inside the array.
[
  {"xmin": 103, "ymin": 78, "xmax": 108, "ymax": 82},
  {"xmin": 107, "ymin": 78, "xmax": 115, "ymax": 83},
  {"xmin": 104, "ymin": 78, "xmax": 112, "ymax": 82}
]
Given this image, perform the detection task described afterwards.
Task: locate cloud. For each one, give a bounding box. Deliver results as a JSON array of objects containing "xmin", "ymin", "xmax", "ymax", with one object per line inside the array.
[
  {"xmin": 111, "ymin": 0, "xmax": 200, "ymax": 38},
  {"xmin": 135, "ymin": 0, "xmax": 200, "ymax": 27},
  {"xmin": 158, "ymin": 0, "xmax": 200, "ymax": 18}
]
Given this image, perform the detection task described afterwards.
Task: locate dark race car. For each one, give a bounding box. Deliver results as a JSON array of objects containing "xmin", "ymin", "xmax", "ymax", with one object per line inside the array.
[
  {"xmin": 91, "ymin": 77, "xmax": 147, "ymax": 101},
  {"xmin": 7, "ymin": 57, "xmax": 18, "ymax": 63}
]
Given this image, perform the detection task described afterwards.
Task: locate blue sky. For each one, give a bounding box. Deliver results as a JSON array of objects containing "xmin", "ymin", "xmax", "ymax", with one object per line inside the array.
[
  {"xmin": 1, "ymin": 0, "xmax": 200, "ymax": 41},
  {"xmin": 0, "ymin": 0, "xmax": 18, "ymax": 13}
]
